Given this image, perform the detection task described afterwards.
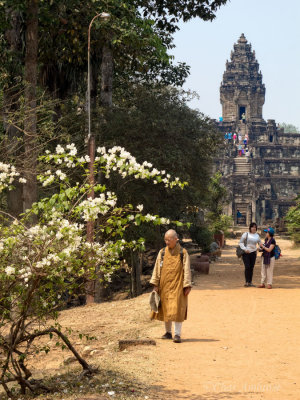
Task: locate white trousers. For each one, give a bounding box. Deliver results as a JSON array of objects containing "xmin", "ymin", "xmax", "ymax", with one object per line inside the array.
[
  {"xmin": 261, "ymin": 256, "xmax": 275, "ymax": 285},
  {"xmin": 165, "ymin": 321, "xmax": 182, "ymax": 336}
]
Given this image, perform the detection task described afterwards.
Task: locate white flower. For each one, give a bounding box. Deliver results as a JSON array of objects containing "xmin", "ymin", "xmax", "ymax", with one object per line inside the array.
[
  {"xmin": 55, "ymin": 144, "xmax": 65, "ymax": 154},
  {"xmin": 19, "ymin": 177, "xmax": 27, "ymax": 183},
  {"xmin": 137, "ymin": 204, "xmax": 143, "ymax": 212},
  {"xmin": 56, "ymin": 232, "xmax": 63, "ymax": 240},
  {"xmin": 55, "ymin": 170, "xmax": 67, "ymax": 181},
  {"xmin": 107, "ymin": 391, "xmax": 115, "ymax": 396},
  {"xmin": 5, "ymin": 266, "xmax": 15, "ymax": 276}
]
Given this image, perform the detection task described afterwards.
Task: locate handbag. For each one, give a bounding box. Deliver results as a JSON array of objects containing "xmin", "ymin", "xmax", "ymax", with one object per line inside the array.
[{"xmin": 236, "ymin": 233, "xmax": 248, "ymax": 258}]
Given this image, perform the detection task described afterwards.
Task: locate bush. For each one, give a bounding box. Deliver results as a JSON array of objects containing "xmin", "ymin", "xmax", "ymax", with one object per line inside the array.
[
  {"xmin": 189, "ymin": 225, "xmax": 213, "ymax": 253},
  {"xmin": 285, "ymin": 195, "xmax": 300, "ymax": 244}
]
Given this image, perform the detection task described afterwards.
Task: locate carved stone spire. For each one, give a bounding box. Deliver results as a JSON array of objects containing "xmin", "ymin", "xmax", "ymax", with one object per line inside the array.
[{"xmin": 220, "ymin": 34, "xmax": 265, "ymax": 122}]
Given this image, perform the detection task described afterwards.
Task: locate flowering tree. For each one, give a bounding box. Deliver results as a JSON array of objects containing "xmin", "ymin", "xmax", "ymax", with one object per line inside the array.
[{"xmin": 0, "ymin": 144, "xmax": 187, "ymax": 396}]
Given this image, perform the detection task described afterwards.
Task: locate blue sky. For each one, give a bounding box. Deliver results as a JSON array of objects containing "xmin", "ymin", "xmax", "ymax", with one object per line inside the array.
[{"xmin": 172, "ymin": 0, "xmax": 300, "ymax": 128}]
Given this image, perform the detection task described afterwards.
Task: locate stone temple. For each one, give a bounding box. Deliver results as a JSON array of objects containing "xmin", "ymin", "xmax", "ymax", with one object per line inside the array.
[{"xmin": 215, "ymin": 33, "xmax": 300, "ymax": 228}]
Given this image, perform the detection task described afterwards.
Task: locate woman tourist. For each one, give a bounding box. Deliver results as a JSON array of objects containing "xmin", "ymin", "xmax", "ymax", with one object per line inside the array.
[
  {"xmin": 258, "ymin": 227, "xmax": 276, "ymax": 289},
  {"xmin": 239, "ymin": 222, "xmax": 262, "ymax": 287}
]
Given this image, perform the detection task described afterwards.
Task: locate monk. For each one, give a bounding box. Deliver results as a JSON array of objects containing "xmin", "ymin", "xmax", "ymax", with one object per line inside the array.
[{"xmin": 150, "ymin": 229, "xmax": 192, "ymax": 343}]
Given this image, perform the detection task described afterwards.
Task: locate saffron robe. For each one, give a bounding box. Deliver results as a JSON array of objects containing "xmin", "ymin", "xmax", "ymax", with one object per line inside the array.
[{"xmin": 150, "ymin": 243, "xmax": 192, "ymax": 322}]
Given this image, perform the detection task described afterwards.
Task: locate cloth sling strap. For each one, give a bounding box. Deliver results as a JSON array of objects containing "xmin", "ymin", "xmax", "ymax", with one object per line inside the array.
[{"xmin": 160, "ymin": 246, "xmax": 184, "ymax": 269}]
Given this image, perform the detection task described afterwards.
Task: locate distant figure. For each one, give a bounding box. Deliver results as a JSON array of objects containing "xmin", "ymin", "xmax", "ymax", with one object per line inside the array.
[
  {"xmin": 228, "ymin": 132, "xmax": 232, "ymax": 143},
  {"xmin": 237, "ymin": 209, "xmax": 242, "ymax": 224},
  {"xmin": 238, "ymin": 144, "xmax": 242, "ymax": 156},
  {"xmin": 233, "ymin": 132, "xmax": 237, "ymax": 144},
  {"xmin": 224, "ymin": 133, "xmax": 228, "ymax": 141},
  {"xmin": 239, "ymin": 223, "xmax": 262, "ymax": 287},
  {"xmin": 241, "ymin": 113, "xmax": 246, "ymax": 123},
  {"xmin": 219, "ymin": 117, "xmax": 223, "ymax": 123},
  {"xmin": 209, "ymin": 241, "xmax": 220, "ymax": 260},
  {"xmin": 243, "ymin": 138, "xmax": 248, "ymax": 146},
  {"xmin": 258, "ymin": 227, "xmax": 276, "ymax": 289},
  {"xmin": 238, "ymin": 134, "xmax": 242, "ymax": 143},
  {"xmin": 245, "ymin": 148, "xmax": 250, "ymax": 157}
]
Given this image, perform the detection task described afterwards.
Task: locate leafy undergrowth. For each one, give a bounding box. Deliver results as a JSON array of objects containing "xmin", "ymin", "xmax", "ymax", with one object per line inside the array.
[
  {"xmin": 0, "ymin": 367, "xmax": 158, "ymax": 400},
  {"xmin": 0, "ymin": 294, "xmax": 162, "ymax": 400}
]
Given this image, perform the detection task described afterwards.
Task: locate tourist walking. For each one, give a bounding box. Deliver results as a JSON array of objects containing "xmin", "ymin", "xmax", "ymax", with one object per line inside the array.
[
  {"xmin": 150, "ymin": 230, "xmax": 192, "ymax": 343},
  {"xmin": 239, "ymin": 223, "xmax": 262, "ymax": 287},
  {"xmin": 237, "ymin": 209, "xmax": 242, "ymax": 224},
  {"xmin": 238, "ymin": 144, "xmax": 242, "ymax": 156},
  {"xmin": 258, "ymin": 227, "xmax": 276, "ymax": 289},
  {"xmin": 233, "ymin": 132, "xmax": 237, "ymax": 144},
  {"xmin": 238, "ymin": 133, "xmax": 242, "ymax": 143}
]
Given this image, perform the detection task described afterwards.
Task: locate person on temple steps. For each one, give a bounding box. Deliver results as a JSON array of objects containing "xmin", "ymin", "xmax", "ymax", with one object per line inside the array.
[
  {"xmin": 239, "ymin": 222, "xmax": 262, "ymax": 287},
  {"xmin": 233, "ymin": 132, "xmax": 237, "ymax": 144},
  {"xmin": 258, "ymin": 227, "xmax": 276, "ymax": 289}
]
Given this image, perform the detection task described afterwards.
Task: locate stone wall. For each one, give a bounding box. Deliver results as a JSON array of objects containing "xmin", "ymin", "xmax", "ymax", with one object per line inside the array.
[
  {"xmin": 253, "ymin": 159, "xmax": 300, "ymax": 176},
  {"xmin": 253, "ymin": 145, "xmax": 300, "ymax": 159}
]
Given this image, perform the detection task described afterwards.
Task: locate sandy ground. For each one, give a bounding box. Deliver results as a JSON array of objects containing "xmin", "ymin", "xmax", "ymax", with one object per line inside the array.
[
  {"xmin": 148, "ymin": 237, "xmax": 300, "ymax": 400},
  {"xmin": 9, "ymin": 237, "xmax": 300, "ymax": 400}
]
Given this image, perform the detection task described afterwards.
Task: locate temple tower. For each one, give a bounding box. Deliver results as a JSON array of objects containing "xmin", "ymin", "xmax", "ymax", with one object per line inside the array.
[
  {"xmin": 216, "ymin": 34, "xmax": 300, "ymax": 229},
  {"xmin": 220, "ymin": 33, "xmax": 265, "ymax": 122}
]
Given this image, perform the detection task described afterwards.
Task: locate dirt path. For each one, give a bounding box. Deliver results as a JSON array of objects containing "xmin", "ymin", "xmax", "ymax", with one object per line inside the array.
[
  {"xmin": 19, "ymin": 237, "xmax": 300, "ymax": 400},
  {"xmin": 149, "ymin": 238, "xmax": 300, "ymax": 399}
]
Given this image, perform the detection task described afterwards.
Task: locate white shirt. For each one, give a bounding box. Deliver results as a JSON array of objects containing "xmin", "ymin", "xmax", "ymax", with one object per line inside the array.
[{"xmin": 239, "ymin": 232, "xmax": 261, "ymax": 253}]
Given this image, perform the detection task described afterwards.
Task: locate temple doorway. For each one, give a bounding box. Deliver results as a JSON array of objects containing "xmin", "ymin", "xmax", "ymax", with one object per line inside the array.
[{"xmin": 239, "ymin": 106, "xmax": 246, "ymax": 120}]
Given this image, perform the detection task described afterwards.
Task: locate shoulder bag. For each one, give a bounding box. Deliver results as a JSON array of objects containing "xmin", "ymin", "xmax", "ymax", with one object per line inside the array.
[{"xmin": 236, "ymin": 233, "xmax": 248, "ymax": 258}]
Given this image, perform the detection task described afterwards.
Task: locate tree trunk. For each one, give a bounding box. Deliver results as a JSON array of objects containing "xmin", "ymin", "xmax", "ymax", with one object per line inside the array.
[
  {"xmin": 3, "ymin": 9, "xmax": 23, "ymax": 217},
  {"xmin": 100, "ymin": 43, "xmax": 113, "ymax": 108},
  {"xmin": 23, "ymin": 0, "xmax": 38, "ymax": 212},
  {"xmin": 130, "ymin": 251, "xmax": 142, "ymax": 297}
]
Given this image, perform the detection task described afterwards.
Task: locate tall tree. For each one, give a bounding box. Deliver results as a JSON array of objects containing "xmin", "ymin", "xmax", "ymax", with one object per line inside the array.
[
  {"xmin": 23, "ymin": 0, "xmax": 39, "ymax": 211},
  {"xmin": 138, "ymin": 0, "xmax": 229, "ymax": 32},
  {"xmin": 2, "ymin": 7, "xmax": 23, "ymax": 216}
]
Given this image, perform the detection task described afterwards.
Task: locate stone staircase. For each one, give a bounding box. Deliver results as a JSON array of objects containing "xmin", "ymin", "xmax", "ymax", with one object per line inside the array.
[
  {"xmin": 238, "ymin": 121, "xmax": 247, "ymax": 138},
  {"xmin": 234, "ymin": 157, "xmax": 251, "ymax": 175}
]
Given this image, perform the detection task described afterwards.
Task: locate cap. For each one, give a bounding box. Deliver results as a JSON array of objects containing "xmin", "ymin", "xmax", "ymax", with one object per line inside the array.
[{"xmin": 263, "ymin": 227, "xmax": 275, "ymax": 235}]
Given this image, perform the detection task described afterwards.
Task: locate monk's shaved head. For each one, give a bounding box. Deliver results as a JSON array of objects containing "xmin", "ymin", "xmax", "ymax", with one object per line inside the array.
[{"xmin": 165, "ymin": 229, "xmax": 178, "ymax": 239}]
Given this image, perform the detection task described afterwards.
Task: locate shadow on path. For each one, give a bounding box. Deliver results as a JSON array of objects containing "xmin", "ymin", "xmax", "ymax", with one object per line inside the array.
[
  {"xmin": 182, "ymin": 338, "xmax": 220, "ymax": 343},
  {"xmin": 150, "ymin": 385, "xmax": 255, "ymax": 399}
]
